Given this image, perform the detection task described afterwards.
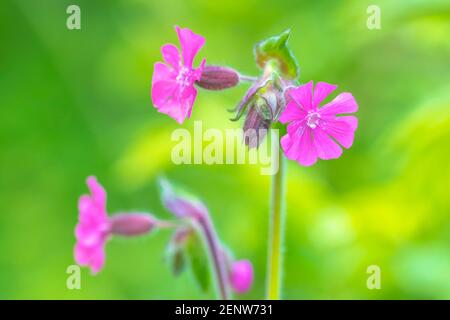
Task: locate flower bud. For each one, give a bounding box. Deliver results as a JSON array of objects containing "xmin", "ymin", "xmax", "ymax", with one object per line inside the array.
[
  {"xmin": 233, "ymin": 75, "xmax": 285, "ymax": 148},
  {"xmin": 109, "ymin": 213, "xmax": 157, "ymax": 237},
  {"xmin": 160, "ymin": 179, "xmax": 208, "ymax": 219},
  {"xmin": 166, "ymin": 227, "xmax": 192, "ymax": 276},
  {"xmin": 195, "ymin": 65, "xmax": 239, "ymax": 90},
  {"xmin": 243, "ymin": 102, "xmax": 271, "ymax": 149},
  {"xmin": 172, "ymin": 226, "xmax": 193, "ymax": 245},
  {"xmin": 229, "ymin": 260, "xmax": 254, "ymax": 294},
  {"xmin": 231, "ymin": 78, "xmax": 270, "ymax": 121}
]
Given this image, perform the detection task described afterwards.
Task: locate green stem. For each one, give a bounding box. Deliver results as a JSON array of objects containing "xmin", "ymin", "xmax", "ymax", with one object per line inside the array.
[{"xmin": 266, "ymin": 141, "xmax": 286, "ymax": 300}]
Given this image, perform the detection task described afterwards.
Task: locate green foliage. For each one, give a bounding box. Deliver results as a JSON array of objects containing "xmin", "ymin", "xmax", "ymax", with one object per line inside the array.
[
  {"xmin": 185, "ymin": 231, "xmax": 211, "ymax": 293},
  {"xmin": 166, "ymin": 239, "xmax": 187, "ymax": 277},
  {"xmin": 254, "ymin": 29, "xmax": 300, "ymax": 80}
]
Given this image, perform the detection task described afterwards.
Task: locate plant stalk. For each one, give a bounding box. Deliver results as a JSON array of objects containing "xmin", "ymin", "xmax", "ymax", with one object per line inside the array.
[
  {"xmin": 197, "ymin": 214, "xmax": 230, "ymax": 300},
  {"xmin": 239, "ymin": 74, "xmax": 258, "ymax": 82},
  {"xmin": 266, "ymin": 141, "xmax": 286, "ymax": 300}
]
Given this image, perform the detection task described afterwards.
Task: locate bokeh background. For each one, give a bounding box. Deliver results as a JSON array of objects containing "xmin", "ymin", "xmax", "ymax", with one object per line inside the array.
[{"xmin": 0, "ymin": 0, "xmax": 449, "ymax": 299}]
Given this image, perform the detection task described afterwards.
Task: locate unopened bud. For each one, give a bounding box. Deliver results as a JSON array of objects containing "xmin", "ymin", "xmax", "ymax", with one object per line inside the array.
[
  {"xmin": 160, "ymin": 179, "xmax": 208, "ymax": 219},
  {"xmin": 172, "ymin": 226, "xmax": 193, "ymax": 245},
  {"xmin": 196, "ymin": 65, "xmax": 239, "ymax": 90},
  {"xmin": 243, "ymin": 104, "xmax": 271, "ymax": 148},
  {"xmin": 231, "ymin": 78, "xmax": 270, "ymax": 121},
  {"xmin": 109, "ymin": 213, "xmax": 156, "ymax": 237},
  {"xmin": 229, "ymin": 259, "xmax": 254, "ymax": 294},
  {"xmin": 166, "ymin": 227, "xmax": 192, "ymax": 276}
]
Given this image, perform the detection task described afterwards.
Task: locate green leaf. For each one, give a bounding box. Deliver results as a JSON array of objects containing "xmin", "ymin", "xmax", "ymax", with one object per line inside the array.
[
  {"xmin": 255, "ymin": 95, "xmax": 273, "ymax": 120},
  {"xmin": 186, "ymin": 231, "xmax": 210, "ymax": 292},
  {"xmin": 254, "ymin": 29, "xmax": 300, "ymax": 80},
  {"xmin": 166, "ymin": 243, "xmax": 186, "ymax": 276}
]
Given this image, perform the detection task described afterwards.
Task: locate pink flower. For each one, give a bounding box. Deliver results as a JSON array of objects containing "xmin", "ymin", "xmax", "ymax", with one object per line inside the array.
[
  {"xmin": 74, "ymin": 176, "xmax": 110, "ymax": 274},
  {"xmin": 151, "ymin": 26, "xmax": 206, "ymax": 124},
  {"xmin": 229, "ymin": 260, "xmax": 254, "ymax": 294},
  {"xmin": 279, "ymin": 81, "xmax": 358, "ymax": 166},
  {"xmin": 74, "ymin": 177, "xmax": 158, "ymax": 274}
]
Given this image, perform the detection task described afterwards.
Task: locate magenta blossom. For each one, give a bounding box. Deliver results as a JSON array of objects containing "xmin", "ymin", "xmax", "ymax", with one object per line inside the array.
[
  {"xmin": 229, "ymin": 259, "xmax": 254, "ymax": 294},
  {"xmin": 151, "ymin": 26, "xmax": 206, "ymax": 124},
  {"xmin": 74, "ymin": 176, "xmax": 156, "ymax": 274},
  {"xmin": 74, "ymin": 176, "xmax": 110, "ymax": 274},
  {"xmin": 279, "ymin": 81, "xmax": 358, "ymax": 166}
]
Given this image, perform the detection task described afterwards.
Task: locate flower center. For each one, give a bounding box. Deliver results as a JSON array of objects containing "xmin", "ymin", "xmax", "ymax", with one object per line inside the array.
[
  {"xmin": 176, "ymin": 67, "xmax": 193, "ymax": 90},
  {"xmin": 306, "ymin": 112, "xmax": 320, "ymax": 129}
]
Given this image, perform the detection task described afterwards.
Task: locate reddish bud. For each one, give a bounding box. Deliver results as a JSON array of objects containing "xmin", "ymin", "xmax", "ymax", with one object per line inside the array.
[
  {"xmin": 109, "ymin": 213, "xmax": 157, "ymax": 237},
  {"xmin": 243, "ymin": 104, "xmax": 271, "ymax": 148},
  {"xmin": 160, "ymin": 179, "xmax": 208, "ymax": 220},
  {"xmin": 196, "ymin": 65, "xmax": 240, "ymax": 90}
]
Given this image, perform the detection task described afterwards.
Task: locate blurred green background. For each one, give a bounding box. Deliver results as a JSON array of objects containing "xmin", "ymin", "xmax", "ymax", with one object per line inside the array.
[{"xmin": 0, "ymin": 0, "xmax": 449, "ymax": 299}]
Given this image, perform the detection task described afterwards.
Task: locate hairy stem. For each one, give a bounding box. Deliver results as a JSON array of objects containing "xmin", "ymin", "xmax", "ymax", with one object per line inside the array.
[
  {"xmin": 239, "ymin": 74, "xmax": 258, "ymax": 82},
  {"xmin": 197, "ymin": 214, "xmax": 230, "ymax": 300},
  {"xmin": 266, "ymin": 142, "xmax": 287, "ymax": 299}
]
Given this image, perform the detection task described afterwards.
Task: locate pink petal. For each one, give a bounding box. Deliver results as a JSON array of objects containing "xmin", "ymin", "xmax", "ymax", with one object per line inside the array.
[
  {"xmin": 78, "ymin": 195, "xmax": 94, "ymax": 222},
  {"xmin": 192, "ymin": 58, "xmax": 206, "ymax": 82},
  {"xmin": 151, "ymin": 80, "xmax": 178, "ymax": 110},
  {"xmin": 230, "ymin": 260, "xmax": 254, "ymax": 294},
  {"xmin": 279, "ymin": 100, "xmax": 307, "ymax": 124},
  {"xmin": 313, "ymin": 127, "xmax": 342, "ymax": 160},
  {"xmin": 323, "ymin": 116, "xmax": 358, "ymax": 148},
  {"xmin": 182, "ymin": 86, "xmax": 197, "ymax": 119},
  {"xmin": 74, "ymin": 243, "xmax": 90, "ymax": 266},
  {"xmin": 319, "ymin": 92, "xmax": 358, "ymax": 116},
  {"xmin": 175, "ymin": 26, "xmax": 205, "ymax": 68},
  {"xmin": 156, "ymin": 85, "xmax": 197, "ymax": 124},
  {"xmin": 288, "ymin": 81, "xmax": 314, "ymax": 112},
  {"xmin": 296, "ymin": 127, "xmax": 318, "ymax": 166},
  {"xmin": 161, "ymin": 44, "xmax": 180, "ymax": 69},
  {"xmin": 280, "ymin": 134, "xmax": 298, "ymax": 161},
  {"xmin": 281, "ymin": 128, "xmax": 318, "ymax": 166},
  {"xmin": 90, "ymin": 247, "xmax": 106, "ymax": 274},
  {"xmin": 78, "ymin": 199, "xmax": 107, "ymax": 225},
  {"xmin": 152, "ymin": 62, "xmax": 175, "ymax": 85},
  {"xmin": 75, "ymin": 224, "xmax": 102, "ymax": 247},
  {"xmin": 75, "ymin": 242, "xmax": 107, "ymax": 275},
  {"xmin": 286, "ymin": 120, "xmax": 305, "ymax": 137},
  {"xmin": 87, "ymin": 176, "xmax": 106, "ymax": 212},
  {"xmin": 312, "ymin": 82, "xmax": 337, "ymax": 109}
]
